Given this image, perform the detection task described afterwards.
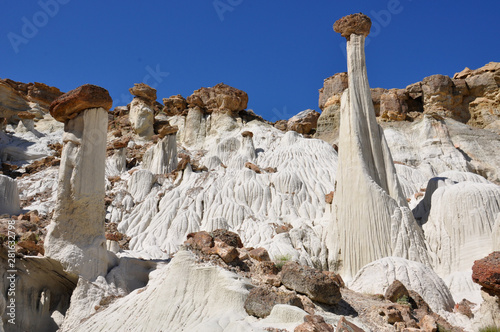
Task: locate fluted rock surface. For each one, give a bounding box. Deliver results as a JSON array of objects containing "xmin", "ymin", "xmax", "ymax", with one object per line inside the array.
[{"xmin": 326, "ymin": 15, "xmax": 429, "ymax": 280}]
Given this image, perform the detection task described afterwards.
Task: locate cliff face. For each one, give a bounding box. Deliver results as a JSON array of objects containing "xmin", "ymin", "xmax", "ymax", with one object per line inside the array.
[
  {"xmin": 316, "ymin": 62, "xmax": 500, "ymax": 143},
  {"xmin": 0, "ymin": 79, "xmax": 63, "ymax": 123}
]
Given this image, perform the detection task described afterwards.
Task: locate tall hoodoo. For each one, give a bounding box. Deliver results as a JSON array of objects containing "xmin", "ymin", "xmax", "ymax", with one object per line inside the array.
[
  {"xmin": 327, "ymin": 14, "xmax": 429, "ymax": 279},
  {"xmin": 44, "ymin": 84, "xmax": 112, "ymax": 280}
]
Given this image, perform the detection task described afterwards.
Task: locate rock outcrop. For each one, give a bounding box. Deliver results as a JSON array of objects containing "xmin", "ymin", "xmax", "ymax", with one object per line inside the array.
[
  {"xmin": 186, "ymin": 83, "xmax": 248, "ymax": 114},
  {"xmin": 44, "ymin": 84, "xmax": 111, "ymax": 280},
  {"xmin": 280, "ymin": 261, "xmax": 341, "ymax": 305},
  {"xmin": 326, "ymin": 13, "xmax": 429, "ymax": 280},
  {"xmin": 286, "ymin": 109, "xmax": 320, "ymax": 135},
  {"xmin": 244, "ymin": 285, "xmax": 303, "ymax": 318},
  {"xmin": 316, "ymin": 62, "xmax": 500, "ymax": 144},
  {"xmin": 0, "ymin": 78, "xmax": 63, "ymax": 122},
  {"xmin": 0, "ymin": 174, "xmax": 21, "ymax": 215},
  {"xmin": 472, "ymin": 251, "xmax": 500, "ymax": 297}
]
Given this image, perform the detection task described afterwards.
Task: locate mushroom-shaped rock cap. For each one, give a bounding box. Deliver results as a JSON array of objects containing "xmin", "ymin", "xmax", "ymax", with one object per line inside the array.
[
  {"xmin": 333, "ymin": 13, "xmax": 371, "ymax": 38},
  {"xmin": 129, "ymin": 83, "xmax": 157, "ymax": 101},
  {"xmin": 49, "ymin": 84, "xmax": 112, "ymax": 122}
]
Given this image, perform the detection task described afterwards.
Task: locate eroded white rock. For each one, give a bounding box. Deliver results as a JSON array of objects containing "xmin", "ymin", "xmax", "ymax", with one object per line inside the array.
[
  {"xmin": 326, "ymin": 33, "xmax": 429, "ymax": 280},
  {"xmin": 350, "ymin": 257, "xmax": 455, "ymax": 313},
  {"xmin": 44, "ymin": 108, "xmax": 109, "ymax": 280},
  {"xmin": 0, "ymin": 174, "xmax": 20, "ymax": 215}
]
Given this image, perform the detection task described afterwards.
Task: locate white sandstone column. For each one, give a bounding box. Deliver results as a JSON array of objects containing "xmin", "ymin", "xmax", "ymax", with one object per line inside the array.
[{"xmin": 44, "ymin": 84, "xmax": 112, "ymax": 281}]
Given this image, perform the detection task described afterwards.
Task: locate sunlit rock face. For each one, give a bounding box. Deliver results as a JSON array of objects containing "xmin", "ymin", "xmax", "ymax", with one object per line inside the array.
[
  {"xmin": 44, "ymin": 84, "xmax": 111, "ymax": 281},
  {"xmin": 326, "ymin": 14, "xmax": 429, "ymax": 280}
]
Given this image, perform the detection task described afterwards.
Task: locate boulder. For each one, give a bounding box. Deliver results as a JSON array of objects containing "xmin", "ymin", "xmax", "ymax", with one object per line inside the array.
[
  {"xmin": 186, "ymin": 83, "xmax": 248, "ymax": 113},
  {"xmin": 185, "ymin": 231, "xmax": 214, "ymax": 251},
  {"xmin": 49, "ymin": 84, "xmax": 112, "ymax": 122},
  {"xmin": 294, "ymin": 315, "xmax": 334, "ymax": 332},
  {"xmin": 336, "ymin": 316, "xmax": 365, "ymax": 332},
  {"xmin": 211, "ymin": 229, "xmax": 243, "ymax": 248},
  {"xmin": 274, "ymin": 120, "xmax": 288, "ymax": 131},
  {"xmin": 287, "ymin": 109, "xmax": 320, "ymax": 135},
  {"xmin": 244, "ymin": 285, "xmax": 303, "ymax": 318},
  {"xmin": 385, "ymin": 280, "xmax": 410, "ymax": 303},
  {"xmin": 129, "ymin": 83, "xmax": 157, "ymax": 102},
  {"xmin": 280, "ymin": 262, "xmax": 341, "ymax": 305},
  {"xmin": 163, "ymin": 94, "xmax": 187, "ymax": 115},
  {"xmin": 249, "ymin": 247, "xmax": 271, "ymax": 262},
  {"xmin": 333, "ymin": 13, "xmax": 372, "ymax": 38},
  {"xmin": 212, "ymin": 239, "xmax": 239, "ymax": 263},
  {"xmin": 472, "ymin": 251, "xmax": 500, "ymax": 297}
]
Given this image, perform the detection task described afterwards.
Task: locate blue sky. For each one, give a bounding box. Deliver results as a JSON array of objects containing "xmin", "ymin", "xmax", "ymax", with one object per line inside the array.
[{"xmin": 1, "ymin": 1, "xmax": 498, "ymax": 121}]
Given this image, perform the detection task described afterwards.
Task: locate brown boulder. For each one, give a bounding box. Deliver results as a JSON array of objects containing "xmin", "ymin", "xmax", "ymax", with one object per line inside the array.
[
  {"xmin": 158, "ymin": 124, "xmax": 178, "ymax": 138},
  {"xmin": 249, "ymin": 247, "xmax": 271, "ymax": 262},
  {"xmin": 321, "ymin": 271, "xmax": 344, "ymax": 288},
  {"xmin": 241, "ymin": 130, "xmax": 253, "ymax": 138},
  {"xmin": 176, "ymin": 153, "xmax": 191, "ymax": 171},
  {"xmin": 385, "ymin": 280, "xmax": 410, "ymax": 303},
  {"xmin": 294, "ymin": 315, "xmax": 334, "ymax": 332},
  {"xmin": 280, "ymin": 262, "xmax": 341, "ymax": 305},
  {"xmin": 454, "ymin": 299, "xmax": 474, "ymax": 318},
  {"xmin": 325, "ymin": 191, "xmax": 334, "ymax": 204},
  {"xmin": 287, "ymin": 109, "xmax": 320, "ymax": 135},
  {"xmin": 244, "ymin": 285, "xmax": 303, "ymax": 318},
  {"xmin": 185, "ymin": 231, "xmax": 214, "ymax": 251},
  {"xmin": 129, "ymin": 83, "xmax": 157, "ymax": 101},
  {"xmin": 163, "ymin": 94, "xmax": 187, "ymax": 115},
  {"xmin": 49, "ymin": 84, "xmax": 112, "ymax": 122},
  {"xmin": 274, "ymin": 120, "xmax": 288, "ymax": 131},
  {"xmin": 418, "ymin": 315, "xmax": 437, "ymax": 332},
  {"xmin": 186, "ymin": 83, "xmax": 248, "ymax": 113},
  {"xmin": 472, "ymin": 251, "xmax": 500, "ymax": 297},
  {"xmin": 211, "ymin": 229, "xmax": 243, "ymax": 248},
  {"xmin": 212, "ymin": 239, "xmax": 239, "ymax": 264},
  {"xmin": 336, "ymin": 316, "xmax": 365, "ymax": 331},
  {"xmin": 333, "ymin": 13, "xmax": 372, "ymax": 38},
  {"xmin": 245, "ymin": 162, "xmax": 261, "ymax": 174}
]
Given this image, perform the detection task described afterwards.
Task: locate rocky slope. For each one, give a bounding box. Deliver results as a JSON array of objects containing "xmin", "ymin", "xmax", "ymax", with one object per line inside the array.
[{"xmin": 1, "ymin": 18, "xmax": 500, "ymax": 332}]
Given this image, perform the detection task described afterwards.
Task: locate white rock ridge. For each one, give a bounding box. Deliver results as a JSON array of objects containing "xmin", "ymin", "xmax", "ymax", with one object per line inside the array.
[
  {"xmin": 44, "ymin": 108, "xmax": 109, "ymax": 280},
  {"xmin": 62, "ymin": 250, "xmax": 257, "ymax": 332},
  {"xmin": 326, "ymin": 18, "xmax": 430, "ymax": 280}
]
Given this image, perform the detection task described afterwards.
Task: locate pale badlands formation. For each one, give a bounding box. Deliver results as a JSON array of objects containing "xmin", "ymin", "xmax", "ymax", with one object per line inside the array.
[{"xmin": 1, "ymin": 13, "xmax": 500, "ymax": 332}]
